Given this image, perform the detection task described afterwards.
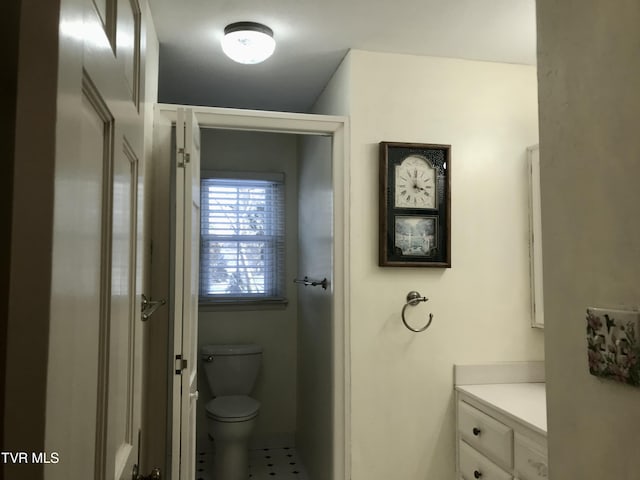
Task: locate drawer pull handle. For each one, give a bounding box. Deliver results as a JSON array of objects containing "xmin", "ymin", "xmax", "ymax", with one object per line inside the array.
[
  {"xmin": 474, "ymin": 470, "xmax": 482, "ymax": 479},
  {"xmin": 472, "ymin": 427, "xmax": 481, "ymax": 436}
]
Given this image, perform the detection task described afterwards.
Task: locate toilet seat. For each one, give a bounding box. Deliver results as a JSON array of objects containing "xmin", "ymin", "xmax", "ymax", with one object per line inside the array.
[{"xmin": 206, "ymin": 395, "xmax": 260, "ymax": 422}]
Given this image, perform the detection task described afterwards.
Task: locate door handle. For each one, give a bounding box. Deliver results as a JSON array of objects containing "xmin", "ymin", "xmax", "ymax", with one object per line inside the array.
[{"xmin": 132, "ymin": 464, "xmax": 161, "ymax": 480}]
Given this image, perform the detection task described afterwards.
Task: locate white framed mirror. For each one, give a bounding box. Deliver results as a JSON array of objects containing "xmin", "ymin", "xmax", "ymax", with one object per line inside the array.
[{"xmin": 527, "ymin": 144, "xmax": 544, "ymax": 328}]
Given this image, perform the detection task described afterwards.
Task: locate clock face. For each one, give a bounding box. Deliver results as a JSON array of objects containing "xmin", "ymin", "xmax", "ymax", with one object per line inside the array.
[{"xmin": 394, "ymin": 155, "xmax": 437, "ymax": 209}]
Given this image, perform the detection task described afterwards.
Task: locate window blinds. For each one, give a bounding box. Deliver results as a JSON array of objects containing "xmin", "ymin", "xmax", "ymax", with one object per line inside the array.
[{"xmin": 200, "ymin": 177, "xmax": 285, "ymax": 300}]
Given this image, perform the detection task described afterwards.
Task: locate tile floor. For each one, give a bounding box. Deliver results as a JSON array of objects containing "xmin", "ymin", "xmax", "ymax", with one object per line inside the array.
[{"xmin": 196, "ymin": 446, "xmax": 310, "ymax": 480}]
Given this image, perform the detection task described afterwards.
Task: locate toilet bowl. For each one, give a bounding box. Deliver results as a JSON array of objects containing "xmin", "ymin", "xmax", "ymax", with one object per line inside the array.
[
  {"xmin": 206, "ymin": 395, "xmax": 260, "ymax": 480},
  {"xmin": 201, "ymin": 344, "xmax": 263, "ymax": 480}
]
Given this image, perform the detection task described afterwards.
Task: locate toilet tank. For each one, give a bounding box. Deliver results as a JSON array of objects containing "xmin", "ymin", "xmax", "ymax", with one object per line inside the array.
[{"xmin": 201, "ymin": 344, "xmax": 262, "ymax": 396}]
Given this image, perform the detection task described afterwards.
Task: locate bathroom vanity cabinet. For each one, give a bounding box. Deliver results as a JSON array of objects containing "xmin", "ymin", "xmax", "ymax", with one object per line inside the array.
[{"xmin": 455, "ymin": 383, "xmax": 548, "ymax": 480}]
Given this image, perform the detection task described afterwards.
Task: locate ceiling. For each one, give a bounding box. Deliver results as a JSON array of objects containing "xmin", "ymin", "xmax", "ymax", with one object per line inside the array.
[{"xmin": 150, "ymin": 0, "xmax": 537, "ymax": 113}]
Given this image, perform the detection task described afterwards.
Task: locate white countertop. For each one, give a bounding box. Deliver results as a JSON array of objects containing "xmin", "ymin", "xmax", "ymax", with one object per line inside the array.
[{"xmin": 455, "ymin": 383, "xmax": 547, "ymax": 436}]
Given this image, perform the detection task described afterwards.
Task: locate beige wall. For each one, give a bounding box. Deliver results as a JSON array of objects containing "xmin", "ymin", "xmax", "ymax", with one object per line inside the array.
[
  {"xmin": 315, "ymin": 49, "xmax": 544, "ymax": 479},
  {"xmin": 536, "ymin": 1, "xmax": 640, "ymax": 478},
  {"xmin": 197, "ymin": 129, "xmax": 299, "ymax": 446}
]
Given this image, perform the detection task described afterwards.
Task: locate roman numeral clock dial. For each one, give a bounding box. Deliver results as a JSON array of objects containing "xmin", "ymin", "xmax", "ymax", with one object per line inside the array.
[{"xmin": 394, "ymin": 155, "xmax": 437, "ymax": 209}]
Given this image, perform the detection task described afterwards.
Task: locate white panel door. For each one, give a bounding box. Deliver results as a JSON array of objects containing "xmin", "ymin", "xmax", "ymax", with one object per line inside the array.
[
  {"xmin": 46, "ymin": 0, "xmax": 147, "ymax": 479},
  {"xmin": 171, "ymin": 108, "xmax": 201, "ymax": 480}
]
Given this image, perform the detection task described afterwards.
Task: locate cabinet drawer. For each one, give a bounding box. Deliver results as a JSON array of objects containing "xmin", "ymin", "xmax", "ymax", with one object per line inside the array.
[
  {"xmin": 458, "ymin": 401, "xmax": 513, "ymax": 468},
  {"xmin": 459, "ymin": 440, "xmax": 512, "ymax": 480},
  {"xmin": 514, "ymin": 433, "xmax": 548, "ymax": 480}
]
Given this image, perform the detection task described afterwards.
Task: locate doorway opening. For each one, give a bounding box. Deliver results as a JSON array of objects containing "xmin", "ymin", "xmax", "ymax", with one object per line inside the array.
[{"xmin": 147, "ymin": 105, "xmax": 350, "ymax": 480}]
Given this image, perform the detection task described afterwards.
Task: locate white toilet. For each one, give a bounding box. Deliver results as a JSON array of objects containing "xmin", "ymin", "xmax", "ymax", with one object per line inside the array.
[{"xmin": 201, "ymin": 344, "xmax": 262, "ymax": 480}]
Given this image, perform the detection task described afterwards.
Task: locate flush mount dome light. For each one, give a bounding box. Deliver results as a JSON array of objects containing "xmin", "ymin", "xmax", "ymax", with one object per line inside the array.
[{"xmin": 221, "ymin": 22, "xmax": 276, "ymax": 64}]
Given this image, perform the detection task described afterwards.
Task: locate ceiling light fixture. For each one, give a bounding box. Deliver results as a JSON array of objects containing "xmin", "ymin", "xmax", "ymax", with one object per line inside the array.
[{"xmin": 221, "ymin": 22, "xmax": 276, "ymax": 65}]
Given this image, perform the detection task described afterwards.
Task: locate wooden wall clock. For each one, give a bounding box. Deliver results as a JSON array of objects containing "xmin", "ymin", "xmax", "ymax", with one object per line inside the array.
[{"xmin": 379, "ymin": 141, "xmax": 451, "ymax": 267}]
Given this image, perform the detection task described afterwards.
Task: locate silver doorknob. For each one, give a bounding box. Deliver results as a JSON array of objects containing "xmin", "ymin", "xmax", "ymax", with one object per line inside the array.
[
  {"xmin": 148, "ymin": 468, "xmax": 161, "ymax": 480},
  {"xmin": 133, "ymin": 464, "xmax": 161, "ymax": 480}
]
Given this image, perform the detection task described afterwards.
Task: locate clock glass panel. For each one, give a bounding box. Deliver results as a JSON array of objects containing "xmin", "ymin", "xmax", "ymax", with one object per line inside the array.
[{"xmin": 394, "ymin": 155, "xmax": 437, "ymax": 209}]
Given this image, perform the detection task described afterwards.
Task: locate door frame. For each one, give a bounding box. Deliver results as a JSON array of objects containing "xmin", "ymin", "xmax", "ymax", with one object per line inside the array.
[{"xmin": 156, "ymin": 103, "xmax": 352, "ymax": 480}]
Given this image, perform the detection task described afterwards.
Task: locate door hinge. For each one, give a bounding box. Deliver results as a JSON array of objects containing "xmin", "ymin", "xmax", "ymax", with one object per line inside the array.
[
  {"xmin": 177, "ymin": 148, "xmax": 190, "ymax": 168},
  {"xmin": 175, "ymin": 354, "xmax": 187, "ymax": 374}
]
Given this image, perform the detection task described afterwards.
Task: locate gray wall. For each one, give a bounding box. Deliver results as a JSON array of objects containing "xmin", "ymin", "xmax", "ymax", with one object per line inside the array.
[
  {"xmin": 296, "ymin": 135, "xmax": 334, "ymax": 480},
  {"xmin": 197, "ymin": 129, "xmax": 299, "ymax": 447},
  {"xmin": 537, "ymin": 1, "xmax": 640, "ymax": 478}
]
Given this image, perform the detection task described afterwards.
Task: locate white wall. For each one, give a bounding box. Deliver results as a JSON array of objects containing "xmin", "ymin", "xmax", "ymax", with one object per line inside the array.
[
  {"xmin": 296, "ymin": 135, "xmax": 334, "ymax": 480},
  {"xmin": 314, "ymin": 49, "xmax": 544, "ymax": 479},
  {"xmin": 313, "ymin": 52, "xmax": 351, "ymax": 116},
  {"xmin": 537, "ymin": 1, "xmax": 640, "ymax": 478},
  {"xmin": 197, "ymin": 129, "xmax": 299, "ymax": 446}
]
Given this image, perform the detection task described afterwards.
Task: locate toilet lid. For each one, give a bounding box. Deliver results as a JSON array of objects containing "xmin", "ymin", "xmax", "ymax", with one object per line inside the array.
[{"xmin": 206, "ymin": 395, "xmax": 260, "ymax": 421}]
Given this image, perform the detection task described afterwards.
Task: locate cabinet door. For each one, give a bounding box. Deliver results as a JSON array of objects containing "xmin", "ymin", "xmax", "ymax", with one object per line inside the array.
[
  {"xmin": 459, "ymin": 401, "xmax": 513, "ymax": 469},
  {"xmin": 459, "ymin": 441, "xmax": 512, "ymax": 480},
  {"xmin": 514, "ymin": 433, "xmax": 548, "ymax": 480}
]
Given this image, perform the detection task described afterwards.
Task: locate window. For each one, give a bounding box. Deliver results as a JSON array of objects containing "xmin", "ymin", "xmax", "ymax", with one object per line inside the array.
[{"xmin": 199, "ymin": 173, "xmax": 285, "ymax": 303}]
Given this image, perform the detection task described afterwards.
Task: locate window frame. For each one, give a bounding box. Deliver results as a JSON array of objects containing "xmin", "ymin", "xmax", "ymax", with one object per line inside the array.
[{"xmin": 198, "ymin": 170, "xmax": 287, "ymax": 308}]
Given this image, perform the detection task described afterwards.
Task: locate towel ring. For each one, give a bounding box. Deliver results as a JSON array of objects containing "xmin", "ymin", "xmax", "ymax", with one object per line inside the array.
[{"xmin": 401, "ymin": 291, "xmax": 434, "ymax": 333}]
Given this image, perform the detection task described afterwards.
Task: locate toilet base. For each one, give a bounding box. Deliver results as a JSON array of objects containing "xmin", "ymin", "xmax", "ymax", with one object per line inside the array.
[
  {"xmin": 208, "ymin": 415, "xmax": 257, "ymax": 480},
  {"xmin": 213, "ymin": 440, "xmax": 249, "ymax": 480}
]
